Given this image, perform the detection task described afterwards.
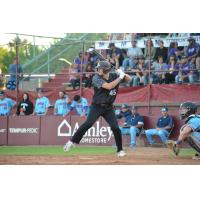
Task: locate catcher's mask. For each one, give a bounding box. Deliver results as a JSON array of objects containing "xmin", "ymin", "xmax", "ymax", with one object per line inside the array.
[
  {"xmin": 96, "ymin": 61, "xmax": 111, "ymax": 74},
  {"xmin": 179, "ymin": 102, "xmax": 197, "ymax": 119}
]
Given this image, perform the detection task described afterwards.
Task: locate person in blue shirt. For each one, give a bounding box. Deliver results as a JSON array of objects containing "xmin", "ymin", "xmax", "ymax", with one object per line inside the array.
[
  {"xmin": 6, "ymin": 58, "xmax": 23, "ymax": 90},
  {"xmin": 0, "ymin": 90, "xmax": 16, "ymax": 116},
  {"xmin": 71, "ymin": 95, "xmax": 89, "ymax": 116},
  {"xmin": 34, "ymin": 89, "xmax": 50, "ymax": 116},
  {"xmin": 185, "ymin": 37, "xmax": 200, "ymax": 61},
  {"xmin": 175, "ymin": 55, "xmax": 197, "ymax": 84},
  {"xmin": 145, "ymin": 107, "xmax": 174, "ymax": 145},
  {"xmin": 117, "ymin": 104, "xmax": 144, "ymax": 149},
  {"xmin": 54, "ymin": 91, "xmax": 72, "ymax": 116},
  {"xmin": 167, "ymin": 102, "xmax": 200, "ymax": 159}
]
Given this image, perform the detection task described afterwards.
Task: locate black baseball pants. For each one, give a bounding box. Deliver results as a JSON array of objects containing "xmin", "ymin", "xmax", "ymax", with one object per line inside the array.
[{"xmin": 71, "ymin": 104, "xmax": 123, "ymax": 152}]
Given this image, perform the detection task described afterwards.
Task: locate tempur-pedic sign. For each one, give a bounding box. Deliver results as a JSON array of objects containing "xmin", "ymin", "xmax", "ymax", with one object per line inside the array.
[
  {"xmin": 58, "ymin": 119, "xmax": 113, "ymax": 144},
  {"xmin": 9, "ymin": 128, "xmax": 39, "ymax": 134}
]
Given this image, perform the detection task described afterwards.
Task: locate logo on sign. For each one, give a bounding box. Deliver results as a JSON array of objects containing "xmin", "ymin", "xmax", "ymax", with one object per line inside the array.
[
  {"xmin": 9, "ymin": 128, "xmax": 39, "ymax": 134},
  {"xmin": 0, "ymin": 129, "xmax": 6, "ymax": 133},
  {"xmin": 57, "ymin": 119, "xmax": 113, "ymax": 144}
]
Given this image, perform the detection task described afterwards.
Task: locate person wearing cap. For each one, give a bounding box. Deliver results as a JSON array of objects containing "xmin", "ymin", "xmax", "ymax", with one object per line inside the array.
[
  {"xmin": 129, "ymin": 55, "xmax": 149, "ymax": 86},
  {"xmin": 71, "ymin": 95, "xmax": 89, "ymax": 116},
  {"xmin": 106, "ymin": 43, "xmax": 124, "ymax": 67},
  {"xmin": 175, "ymin": 55, "xmax": 197, "ymax": 84},
  {"xmin": 63, "ymin": 60, "xmax": 131, "ymax": 157},
  {"xmin": 145, "ymin": 107, "xmax": 174, "ymax": 145},
  {"xmin": 117, "ymin": 104, "xmax": 144, "ymax": 149},
  {"xmin": 54, "ymin": 91, "xmax": 72, "ymax": 116},
  {"xmin": 33, "ymin": 89, "xmax": 50, "ymax": 116},
  {"xmin": 185, "ymin": 37, "xmax": 200, "ymax": 61},
  {"xmin": 0, "ymin": 90, "xmax": 16, "ymax": 116}
]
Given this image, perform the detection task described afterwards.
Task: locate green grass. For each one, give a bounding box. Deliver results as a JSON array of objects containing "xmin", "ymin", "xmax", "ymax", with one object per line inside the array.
[
  {"xmin": 0, "ymin": 146, "xmax": 197, "ymax": 157},
  {"xmin": 178, "ymin": 148, "xmax": 197, "ymax": 157},
  {"xmin": 0, "ymin": 146, "xmax": 116, "ymax": 156}
]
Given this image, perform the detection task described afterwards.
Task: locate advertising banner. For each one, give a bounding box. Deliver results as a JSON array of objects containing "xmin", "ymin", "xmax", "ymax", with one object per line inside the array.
[
  {"xmin": 95, "ymin": 36, "xmax": 200, "ymax": 49},
  {"xmin": 40, "ymin": 115, "xmax": 71, "ymax": 145},
  {"xmin": 8, "ymin": 116, "xmax": 40, "ymax": 145},
  {"xmin": 0, "ymin": 117, "xmax": 8, "ymax": 145}
]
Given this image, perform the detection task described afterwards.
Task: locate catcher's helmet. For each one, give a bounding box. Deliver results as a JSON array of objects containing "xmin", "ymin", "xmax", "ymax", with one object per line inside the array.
[
  {"xmin": 96, "ymin": 61, "xmax": 111, "ymax": 74},
  {"xmin": 179, "ymin": 102, "xmax": 197, "ymax": 119}
]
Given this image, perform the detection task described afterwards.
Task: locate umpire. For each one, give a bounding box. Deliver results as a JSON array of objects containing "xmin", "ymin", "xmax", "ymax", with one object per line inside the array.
[{"xmin": 63, "ymin": 61, "xmax": 131, "ymax": 157}]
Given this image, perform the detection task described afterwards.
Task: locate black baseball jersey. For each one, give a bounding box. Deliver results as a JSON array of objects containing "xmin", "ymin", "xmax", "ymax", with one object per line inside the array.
[{"xmin": 92, "ymin": 73, "xmax": 120, "ymax": 105}]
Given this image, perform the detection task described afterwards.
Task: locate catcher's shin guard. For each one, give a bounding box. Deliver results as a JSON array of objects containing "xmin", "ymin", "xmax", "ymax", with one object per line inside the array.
[
  {"xmin": 166, "ymin": 140, "xmax": 180, "ymax": 156},
  {"xmin": 186, "ymin": 135, "xmax": 200, "ymax": 154}
]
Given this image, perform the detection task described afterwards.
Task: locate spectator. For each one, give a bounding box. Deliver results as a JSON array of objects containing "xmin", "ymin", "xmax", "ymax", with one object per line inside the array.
[
  {"xmin": 33, "ymin": 89, "xmax": 50, "ymax": 116},
  {"xmin": 124, "ymin": 40, "xmax": 143, "ymax": 69},
  {"xmin": 71, "ymin": 95, "xmax": 89, "ymax": 116},
  {"xmin": 175, "ymin": 55, "xmax": 197, "ymax": 84},
  {"xmin": 166, "ymin": 56, "xmax": 180, "ymax": 83},
  {"xmin": 69, "ymin": 63, "xmax": 81, "ymax": 89},
  {"xmin": 129, "ymin": 56, "xmax": 149, "ymax": 86},
  {"xmin": 117, "ymin": 104, "xmax": 144, "ymax": 149},
  {"xmin": 6, "ymin": 57, "xmax": 23, "ymax": 90},
  {"xmin": 145, "ymin": 107, "xmax": 174, "ymax": 145},
  {"xmin": 54, "ymin": 91, "xmax": 72, "ymax": 116},
  {"xmin": 0, "ymin": 90, "xmax": 16, "ymax": 116},
  {"xmin": 16, "ymin": 93, "xmax": 34, "ymax": 115},
  {"xmin": 106, "ymin": 43, "xmax": 123, "ymax": 67},
  {"xmin": 155, "ymin": 40, "xmax": 168, "ymax": 63},
  {"xmin": 185, "ymin": 37, "xmax": 200, "ymax": 61},
  {"xmin": 168, "ymin": 42, "xmax": 183, "ymax": 61},
  {"xmin": 0, "ymin": 67, "xmax": 5, "ymax": 90},
  {"xmin": 196, "ymin": 52, "xmax": 200, "ymax": 80},
  {"xmin": 73, "ymin": 52, "xmax": 87, "ymax": 68},
  {"xmin": 87, "ymin": 48, "xmax": 102, "ymax": 69},
  {"xmin": 144, "ymin": 39, "xmax": 156, "ymax": 63},
  {"xmin": 151, "ymin": 56, "xmax": 168, "ymax": 84},
  {"xmin": 83, "ymin": 62, "xmax": 94, "ymax": 88},
  {"xmin": 107, "ymin": 52, "xmax": 119, "ymax": 68}
]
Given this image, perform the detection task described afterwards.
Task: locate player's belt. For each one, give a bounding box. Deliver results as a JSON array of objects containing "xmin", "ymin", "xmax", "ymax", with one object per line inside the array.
[{"xmin": 92, "ymin": 103, "xmax": 112, "ymax": 108}]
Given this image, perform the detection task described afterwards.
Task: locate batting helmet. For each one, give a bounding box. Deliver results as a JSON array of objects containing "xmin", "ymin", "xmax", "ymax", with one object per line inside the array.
[
  {"xmin": 96, "ymin": 61, "xmax": 111, "ymax": 74},
  {"xmin": 179, "ymin": 102, "xmax": 197, "ymax": 119}
]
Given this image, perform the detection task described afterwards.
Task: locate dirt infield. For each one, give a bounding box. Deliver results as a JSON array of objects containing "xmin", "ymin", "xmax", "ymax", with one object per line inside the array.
[{"xmin": 0, "ymin": 147, "xmax": 200, "ymax": 165}]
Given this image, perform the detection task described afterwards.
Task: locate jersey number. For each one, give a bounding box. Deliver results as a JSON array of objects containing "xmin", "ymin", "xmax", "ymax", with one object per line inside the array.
[{"xmin": 109, "ymin": 89, "xmax": 117, "ymax": 96}]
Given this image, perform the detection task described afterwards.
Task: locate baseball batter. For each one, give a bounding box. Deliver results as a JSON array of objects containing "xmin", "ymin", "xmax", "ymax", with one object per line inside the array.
[{"xmin": 63, "ymin": 61, "xmax": 131, "ymax": 157}]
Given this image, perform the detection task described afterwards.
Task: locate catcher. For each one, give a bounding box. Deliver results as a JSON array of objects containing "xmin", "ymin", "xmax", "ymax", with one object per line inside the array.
[{"xmin": 167, "ymin": 102, "xmax": 200, "ymax": 159}]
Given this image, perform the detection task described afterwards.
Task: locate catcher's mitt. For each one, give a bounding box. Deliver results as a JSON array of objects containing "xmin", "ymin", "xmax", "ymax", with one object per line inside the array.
[{"xmin": 166, "ymin": 140, "xmax": 180, "ymax": 156}]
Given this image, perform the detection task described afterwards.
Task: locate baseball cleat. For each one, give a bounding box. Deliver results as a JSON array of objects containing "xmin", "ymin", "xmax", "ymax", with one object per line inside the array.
[
  {"xmin": 192, "ymin": 153, "xmax": 200, "ymax": 160},
  {"xmin": 166, "ymin": 140, "xmax": 180, "ymax": 156},
  {"xmin": 63, "ymin": 141, "xmax": 74, "ymax": 152},
  {"xmin": 117, "ymin": 150, "xmax": 126, "ymax": 157}
]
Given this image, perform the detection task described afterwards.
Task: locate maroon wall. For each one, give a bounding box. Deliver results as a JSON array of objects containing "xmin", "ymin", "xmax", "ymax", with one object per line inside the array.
[
  {"xmin": 8, "ymin": 116, "xmax": 40, "ymax": 145},
  {"xmin": 0, "ymin": 114, "xmax": 185, "ymax": 146},
  {"xmin": 40, "ymin": 115, "xmax": 71, "ymax": 145},
  {"xmin": 0, "ymin": 117, "xmax": 8, "ymax": 145}
]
